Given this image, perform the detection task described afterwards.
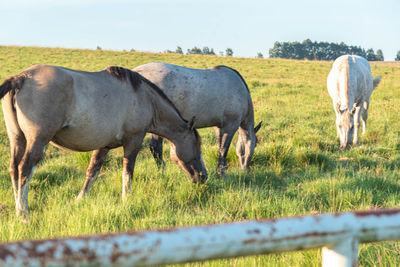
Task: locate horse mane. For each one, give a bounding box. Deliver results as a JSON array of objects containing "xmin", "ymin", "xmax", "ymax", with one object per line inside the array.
[
  {"xmin": 139, "ymin": 74, "xmax": 187, "ymax": 120},
  {"xmin": 106, "ymin": 66, "xmax": 142, "ymax": 91},
  {"xmin": 212, "ymin": 65, "xmax": 250, "ymax": 93},
  {"xmin": 106, "ymin": 65, "xmax": 189, "ymax": 122},
  {"xmin": 106, "ymin": 66, "xmax": 201, "ymax": 144},
  {"xmin": 141, "ymin": 74, "xmax": 202, "ymax": 145}
]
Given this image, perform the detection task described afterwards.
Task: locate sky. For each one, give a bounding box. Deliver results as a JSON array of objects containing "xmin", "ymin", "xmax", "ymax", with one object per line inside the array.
[{"xmin": 0, "ymin": 0, "xmax": 399, "ymax": 60}]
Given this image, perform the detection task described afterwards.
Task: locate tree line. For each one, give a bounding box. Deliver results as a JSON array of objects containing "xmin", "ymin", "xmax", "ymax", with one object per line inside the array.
[
  {"xmin": 165, "ymin": 46, "xmax": 234, "ymax": 57},
  {"xmin": 269, "ymin": 39, "xmax": 384, "ymax": 61},
  {"xmin": 161, "ymin": 41, "xmax": 400, "ymax": 61}
]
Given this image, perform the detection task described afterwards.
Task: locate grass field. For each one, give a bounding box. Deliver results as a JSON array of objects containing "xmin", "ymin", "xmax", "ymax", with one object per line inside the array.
[{"xmin": 1, "ymin": 46, "xmax": 400, "ymax": 266}]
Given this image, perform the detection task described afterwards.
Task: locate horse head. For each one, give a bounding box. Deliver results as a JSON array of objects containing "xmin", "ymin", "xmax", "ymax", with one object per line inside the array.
[
  {"xmin": 169, "ymin": 117, "xmax": 208, "ymax": 183},
  {"xmin": 236, "ymin": 121, "xmax": 262, "ymax": 170},
  {"xmin": 335, "ymin": 104, "xmax": 356, "ymax": 149}
]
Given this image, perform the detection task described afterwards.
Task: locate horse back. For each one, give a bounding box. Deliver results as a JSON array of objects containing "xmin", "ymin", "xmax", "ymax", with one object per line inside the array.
[
  {"xmin": 328, "ymin": 55, "xmax": 373, "ymax": 110},
  {"xmin": 134, "ymin": 62, "xmax": 251, "ymax": 128},
  {"xmin": 7, "ymin": 65, "xmax": 152, "ymax": 151}
]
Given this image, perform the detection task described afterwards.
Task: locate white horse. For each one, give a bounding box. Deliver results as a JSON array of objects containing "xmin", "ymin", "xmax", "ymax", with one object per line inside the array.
[
  {"xmin": 134, "ymin": 63, "xmax": 262, "ymax": 175},
  {"xmin": 327, "ymin": 55, "xmax": 381, "ymax": 149}
]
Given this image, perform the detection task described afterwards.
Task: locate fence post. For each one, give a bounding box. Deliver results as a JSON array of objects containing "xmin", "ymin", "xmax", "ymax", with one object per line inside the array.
[{"xmin": 322, "ymin": 237, "xmax": 359, "ymax": 267}]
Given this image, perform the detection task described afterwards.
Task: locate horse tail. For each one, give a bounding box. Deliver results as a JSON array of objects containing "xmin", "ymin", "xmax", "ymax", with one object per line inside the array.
[{"xmin": 0, "ymin": 74, "xmax": 26, "ymax": 99}]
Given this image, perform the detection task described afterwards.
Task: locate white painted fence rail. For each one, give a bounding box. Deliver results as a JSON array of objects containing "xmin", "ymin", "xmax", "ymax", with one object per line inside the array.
[{"xmin": 1, "ymin": 208, "xmax": 400, "ymax": 267}]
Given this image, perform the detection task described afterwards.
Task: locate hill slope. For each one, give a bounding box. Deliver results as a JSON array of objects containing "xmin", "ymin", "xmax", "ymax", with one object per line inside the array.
[{"xmin": 1, "ymin": 46, "xmax": 400, "ymax": 266}]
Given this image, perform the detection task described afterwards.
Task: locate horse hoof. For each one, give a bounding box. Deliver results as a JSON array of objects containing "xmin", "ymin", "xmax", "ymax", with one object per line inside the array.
[
  {"xmin": 17, "ymin": 210, "xmax": 30, "ymax": 223},
  {"xmin": 216, "ymin": 168, "xmax": 226, "ymax": 177},
  {"xmin": 76, "ymin": 193, "xmax": 84, "ymax": 201}
]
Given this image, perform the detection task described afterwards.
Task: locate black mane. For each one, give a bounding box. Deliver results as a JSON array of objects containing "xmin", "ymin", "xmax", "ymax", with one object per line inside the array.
[{"xmin": 106, "ymin": 66, "xmax": 187, "ymax": 123}]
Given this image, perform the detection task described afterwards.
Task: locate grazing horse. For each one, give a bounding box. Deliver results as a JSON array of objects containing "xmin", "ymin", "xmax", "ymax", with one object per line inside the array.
[
  {"xmin": 327, "ymin": 55, "xmax": 381, "ymax": 149},
  {"xmin": 134, "ymin": 62, "xmax": 262, "ymax": 175},
  {"xmin": 0, "ymin": 64, "xmax": 207, "ymax": 219}
]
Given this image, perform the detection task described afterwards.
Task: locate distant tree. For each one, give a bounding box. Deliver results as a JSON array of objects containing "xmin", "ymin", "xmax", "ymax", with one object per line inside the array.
[
  {"xmin": 165, "ymin": 46, "xmax": 184, "ymax": 54},
  {"xmin": 257, "ymin": 52, "xmax": 263, "ymax": 58},
  {"xmin": 302, "ymin": 39, "xmax": 315, "ymax": 59},
  {"xmin": 202, "ymin": 47, "xmax": 215, "ymax": 55},
  {"xmin": 130, "ymin": 48, "xmax": 136, "ymax": 52},
  {"xmin": 376, "ymin": 49, "xmax": 384, "ymax": 61},
  {"xmin": 96, "ymin": 46, "xmax": 102, "ymax": 51},
  {"xmin": 396, "ymin": 50, "xmax": 400, "ymax": 61},
  {"xmin": 202, "ymin": 47, "xmax": 210, "ymax": 54},
  {"xmin": 269, "ymin": 41, "xmax": 282, "ymax": 58},
  {"xmin": 366, "ymin": 48, "xmax": 377, "ymax": 61},
  {"xmin": 219, "ymin": 51, "xmax": 224, "ymax": 56},
  {"xmin": 268, "ymin": 39, "xmax": 383, "ymax": 61},
  {"xmin": 175, "ymin": 46, "xmax": 183, "ymax": 54},
  {"xmin": 186, "ymin": 46, "xmax": 216, "ymax": 55},
  {"xmin": 187, "ymin": 46, "xmax": 203, "ymax": 54},
  {"xmin": 225, "ymin": 48, "xmax": 233, "ymax": 57}
]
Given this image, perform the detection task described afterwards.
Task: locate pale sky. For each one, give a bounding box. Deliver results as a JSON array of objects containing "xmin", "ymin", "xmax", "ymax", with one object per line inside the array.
[{"xmin": 1, "ymin": 0, "xmax": 399, "ymax": 60}]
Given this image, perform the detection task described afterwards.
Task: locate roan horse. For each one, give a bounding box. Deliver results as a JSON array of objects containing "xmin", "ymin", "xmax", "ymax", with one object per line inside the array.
[
  {"xmin": 327, "ymin": 55, "xmax": 381, "ymax": 149},
  {"xmin": 134, "ymin": 63, "xmax": 262, "ymax": 175},
  {"xmin": 0, "ymin": 64, "xmax": 207, "ymax": 219}
]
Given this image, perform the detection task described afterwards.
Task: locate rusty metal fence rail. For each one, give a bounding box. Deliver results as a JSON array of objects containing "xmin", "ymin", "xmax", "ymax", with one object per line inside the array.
[{"xmin": 1, "ymin": 208, "xmax": 400, "ymax": 267}]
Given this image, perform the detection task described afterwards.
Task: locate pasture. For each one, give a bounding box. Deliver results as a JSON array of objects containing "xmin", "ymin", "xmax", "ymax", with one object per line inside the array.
[{"xmin": 1, "ymin": 46, "xmax": 400, "ymax": 266}]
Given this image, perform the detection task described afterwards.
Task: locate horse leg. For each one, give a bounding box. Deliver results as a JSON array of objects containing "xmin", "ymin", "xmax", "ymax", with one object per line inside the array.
[
  {"xmin": 352, "ymin": 106, "xmax": 362, "ymax": 146},
  {"xmin": 214, "ymin": 126, "xmax": 238, "ymax": 176},
  {"xmin": 76, "ymin": 148, "xmax": 110, "ymax": 200},
  {"xmin": 122, "ymin": 133, "xmax": 145, "ymax": 199},
  {"xmin": 9, "ymin": 134, "xmax": 26, "ymax": 206},
  {"xmin": 361, "ymin": 100, "xmax": 369, "ymax": 135},
  {"xmin": 149, "ymin": 134, "xmax": 165, "ymax": 168},
  {"xmin": 16, "ymin": 139, "xmax": 47, "ymax": 220},
  {"xmin": 236, "ymin": 127, "xmax": 254, "ymax": 170}
]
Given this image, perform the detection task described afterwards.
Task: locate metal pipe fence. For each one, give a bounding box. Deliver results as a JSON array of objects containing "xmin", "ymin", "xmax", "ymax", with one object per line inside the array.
[{"xmin": 1, "ymin": 208, "xmax": 400, "ymax": 267}]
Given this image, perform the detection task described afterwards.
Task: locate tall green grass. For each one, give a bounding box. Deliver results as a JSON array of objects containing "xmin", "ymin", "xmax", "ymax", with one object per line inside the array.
[{"xmin": 1, "ymin": 46, "xmax": 400, "ymax": 266}]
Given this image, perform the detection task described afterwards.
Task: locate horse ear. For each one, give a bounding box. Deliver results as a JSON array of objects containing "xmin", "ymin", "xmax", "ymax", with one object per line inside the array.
[
  {"xmin": 254, "ymin": 121, "xmax": 262, "ymax": 133},
  {"xmin": 188, "ymin": 116, "xmax": 196, "ymax": 130},
  {"xmin": 373, "ymin": 76, "xmax": 381, "ymax": 89}
]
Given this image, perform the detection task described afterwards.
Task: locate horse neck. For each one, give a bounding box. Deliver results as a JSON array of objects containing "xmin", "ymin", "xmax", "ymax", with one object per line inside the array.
[{"xmin": 146, "ymin": 88, "xmax": 187, "ymax": 142}]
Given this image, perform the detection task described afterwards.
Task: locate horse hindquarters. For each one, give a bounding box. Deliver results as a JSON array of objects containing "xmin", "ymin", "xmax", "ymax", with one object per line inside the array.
[
  {"xmin": 8, "ymin": 75, "xmax": 69, "ymax": 219},
  {"xmin": 4, "ymin": 96, "xmax": 49, "ymax": 219}
]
